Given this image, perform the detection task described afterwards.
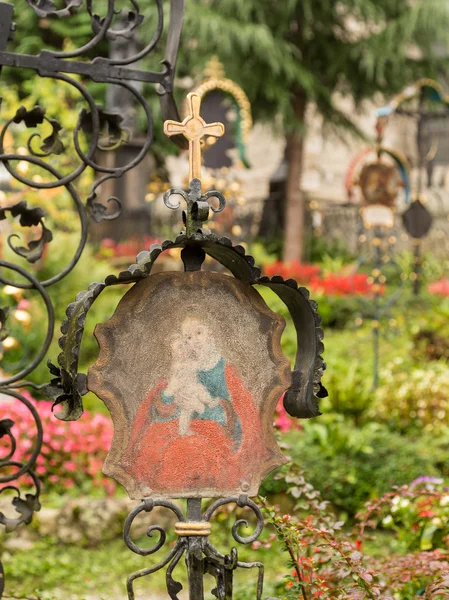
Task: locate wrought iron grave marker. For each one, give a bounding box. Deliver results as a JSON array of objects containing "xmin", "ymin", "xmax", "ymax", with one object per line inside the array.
[{"xmin": 44, "ymin": 93, "xmax": 327, "ymax": 598}]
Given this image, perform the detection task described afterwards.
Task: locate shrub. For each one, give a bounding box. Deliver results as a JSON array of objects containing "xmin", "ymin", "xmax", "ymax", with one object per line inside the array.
[
  {"xmin": 409, "ymin": 297, "xmax": 449, "ymax": 363},
  {"xmin": 358, "ymin": 477, "xmax": 449, "ymax": 553},
  {"xmin": 323, "ymin": 361, "xmax": 373, "ymax": 425},
  {"xmin": 1, "ymin": 233, "xmax": 126, "ymax": 387},
  {"xmin": 281, "ymin": 419, "xmax": 448, "ymax": 516},
  {"xmin": 258, "ymin": 466, "xmax": 449, "ymax": 599},
  {"xmin": 373, "ymin": 361, "xmax": 449, "ymax": 435}
]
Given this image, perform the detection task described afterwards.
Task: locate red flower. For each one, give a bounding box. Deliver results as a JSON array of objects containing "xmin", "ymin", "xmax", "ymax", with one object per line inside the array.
[
  {"xmin": 310, "ymin": 273, "xmax": 384, "ymax": 297},
  {"xmin": 264, "ymin": 261, "xmax": 321, "ymax": 284},
  {"xmin": 428, "ymin": 278, "xmax": 449, "ymax": 297},
  {"xmin": 263, "ymin": 262, "xmax": 385, "ymax": 297},
  {"xmin": 274, "ymin": 395, "xmax": 301, "ymax": 433},
  {"xmin": 418, "ymin": 510, "xmax": 436, "ymax": 518}
]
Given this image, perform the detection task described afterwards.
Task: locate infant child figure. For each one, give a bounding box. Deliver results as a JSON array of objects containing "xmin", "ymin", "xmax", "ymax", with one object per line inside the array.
[{"xmin": 165, "ymin": 336, "xmax": 219, "ymax": 435}]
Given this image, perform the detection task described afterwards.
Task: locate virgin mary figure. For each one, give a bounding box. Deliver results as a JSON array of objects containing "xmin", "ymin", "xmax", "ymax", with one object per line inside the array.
[{"xmin": 120, "ymin": 317, "xmax": 271, "ymax": 494}]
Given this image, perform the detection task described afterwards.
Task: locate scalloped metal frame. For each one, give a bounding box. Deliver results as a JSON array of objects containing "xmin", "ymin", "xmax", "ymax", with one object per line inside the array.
[{"xmin": 44, "ymin": 232, "xmax": 327, "ymax": 422}]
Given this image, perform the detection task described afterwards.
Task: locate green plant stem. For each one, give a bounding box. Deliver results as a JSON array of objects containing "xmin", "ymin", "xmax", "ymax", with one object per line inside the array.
[{"xmin": 271, "ymin": 519, "xmax": 309, "ymax": 600}]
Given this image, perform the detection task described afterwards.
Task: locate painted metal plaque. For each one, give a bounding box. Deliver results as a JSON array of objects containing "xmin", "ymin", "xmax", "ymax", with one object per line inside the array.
[
  {"xmin": 359, "ymin": 162, "xmax": 402, "ymax": 208},
  {"xmin": 88, "ymin": 271, "xmax": 291, "ymax": 500}
]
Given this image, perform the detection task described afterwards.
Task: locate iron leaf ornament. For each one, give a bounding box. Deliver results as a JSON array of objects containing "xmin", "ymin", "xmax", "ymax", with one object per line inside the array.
[
  {"xmin": 12, "ymin": 106, "xmax": 66, "ymax": 158},
  {"xmin": 0, "ymin": 306, "xmax": 9, "ymax": 342},
  {"xmin": 86, "ymin": 191, "xmax": 122, "ymax": 222},
  {"xmin": 80, "ymin": 107, "xmax": 130, "ymax": 151},
  {"xmin": 0, "ymin": 201, "xmax": 45, "ymax": 227},
  {"xmin": 39, "ymin": 119, "xmax": 65, "ymax": 156},
  {"xmin": 26, "ymin": 0, "xmax": 83, "ymax": 18},
  {"xmin": 0, "ymin": 418, "xmax": 14, "ymax": 439},
  {"xmin": 0, "ymin": 491, "xmax": 42, "ymax": 533},
  {"xmin": 13, "ymin": 105, "xmax": 45, "ymax": 128},
  {"xmin": 0, "ymin": 201, "xmax": 53, "ymax": 264},
  {"xmin": 89, "ymin": 3, "xmax": 145, "ymax": 41}
]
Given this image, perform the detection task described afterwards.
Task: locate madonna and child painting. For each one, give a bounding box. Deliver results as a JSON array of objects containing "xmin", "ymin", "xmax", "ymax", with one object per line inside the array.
[{"xmin": 88, "ymin": 271, "xmax": 291, "ymax": 499}]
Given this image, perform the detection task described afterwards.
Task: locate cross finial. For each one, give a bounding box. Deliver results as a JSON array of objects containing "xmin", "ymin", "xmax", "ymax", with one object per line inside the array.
[{"xmin": 164, "ymin": 92, "xmax": 225, "ymax": 182}]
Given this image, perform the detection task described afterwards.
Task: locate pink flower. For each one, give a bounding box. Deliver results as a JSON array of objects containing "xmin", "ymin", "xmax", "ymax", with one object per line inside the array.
[
  {"xmin": 0, "ymin": 393, "xmax": 114, "ymax": 496},
  {"xmin": 274, "ymin": 396, "xmax": 301, "ymax": 433},
  {"xmin": 17, "ymin": 299, "xmax": 31, "ymax": 310}
]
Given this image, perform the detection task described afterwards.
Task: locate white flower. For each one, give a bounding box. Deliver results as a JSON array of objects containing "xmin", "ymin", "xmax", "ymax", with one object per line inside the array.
[
  {"xmin": 382, "ymin": 515, "xmax": 394, "ymax": 526},
  {"xmin": 440, "ymin": 495, "xmax": 449, "ymax": 507},
  {"xmin": 399, "ymin": 499, "xmax": 410, "ymax": 508}
]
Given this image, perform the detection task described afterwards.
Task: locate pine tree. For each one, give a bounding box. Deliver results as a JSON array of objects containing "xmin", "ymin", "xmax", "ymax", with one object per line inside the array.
[{"xmin": 178, "ymin": 0, "xmax": 449, "ymax": 260}]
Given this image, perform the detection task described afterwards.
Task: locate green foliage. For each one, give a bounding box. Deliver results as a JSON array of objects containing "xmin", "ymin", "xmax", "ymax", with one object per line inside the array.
[
  {"xmin": 378, "ymin": 488, "xmax": 449, "ymax": 553},
  {"xmin": 407, "ymin": 296, "xmax": 449, "ymax": 362},
  {"xmin": 0, "ymin": 76, "xmax": 94, "ymax": 222},
  {"xmin": 313, "ymin": 291, "xmax": 365, "ymax": 329},
  {"xmin": 324, "ymin": 360, "xmax": 373, "ymax": 424},
  {"xmin": 307, "ymin": 234, "xmax": 355, "ymax": 265},
  {"xmin": 7, "ymin": 0, "xmax": 106, "ymax": 57},
  {"xmin": 1, "ymin": 537, "xmax": 141, "ymax": 597},
  {"xmin": 260, "ymin": 467, "xmax": 449, "ymax": 599},
  {"xmin": 283, "ymin": 419, "xmax": 448, "ymax": 517}
]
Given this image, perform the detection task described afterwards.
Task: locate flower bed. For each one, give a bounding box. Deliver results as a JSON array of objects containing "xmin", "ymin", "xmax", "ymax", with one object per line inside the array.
[
  {"xmin": 263, "ymin": 261, "xmax": 383, "ymax": 297},
  {"xmin": 0, "ymin": 393, "xmax": 115, "ymax": 495}
]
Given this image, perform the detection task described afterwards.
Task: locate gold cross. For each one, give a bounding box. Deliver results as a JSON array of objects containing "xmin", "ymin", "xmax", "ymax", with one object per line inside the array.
[{"xmin": 164, "ymin": 92, "xmax": 225, "ymax": 182}]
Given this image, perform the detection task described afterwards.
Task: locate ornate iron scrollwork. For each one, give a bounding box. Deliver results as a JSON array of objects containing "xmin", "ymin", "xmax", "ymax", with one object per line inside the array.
[
  {"xmin": 0, "ymin": 0, "xmax": 185, "ymax": 595},
  {"xmin": 123, "ymin": 496, "xmax": 265, "ymax": 600}
]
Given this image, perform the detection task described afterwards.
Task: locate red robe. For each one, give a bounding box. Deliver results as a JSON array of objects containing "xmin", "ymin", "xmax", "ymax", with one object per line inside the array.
[{"xmin": 120, "ymin": 364, "xmax": 269, "ymax": 494}]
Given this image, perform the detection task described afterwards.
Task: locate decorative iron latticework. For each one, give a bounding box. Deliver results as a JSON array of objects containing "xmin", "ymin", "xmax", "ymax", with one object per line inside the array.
[{"xmin": 0, "ymin": 0, "xmax": 185, "ymax": 595}]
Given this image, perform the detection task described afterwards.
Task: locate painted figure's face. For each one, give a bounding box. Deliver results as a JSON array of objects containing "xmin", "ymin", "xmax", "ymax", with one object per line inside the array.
[{"xmin": 181, "ymin": 318, "xmax": 212, "ymax": 362}]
